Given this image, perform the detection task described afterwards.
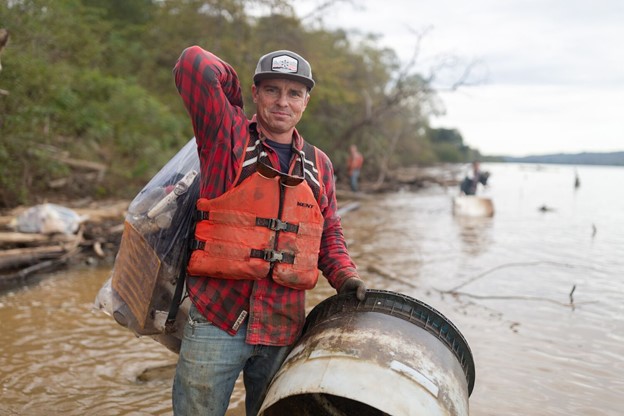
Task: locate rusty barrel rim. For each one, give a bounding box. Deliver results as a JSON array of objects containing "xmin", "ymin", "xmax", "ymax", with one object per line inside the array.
[{"xmin": 303, "ymin": 289, "xmax": 476, "ymax": 395}]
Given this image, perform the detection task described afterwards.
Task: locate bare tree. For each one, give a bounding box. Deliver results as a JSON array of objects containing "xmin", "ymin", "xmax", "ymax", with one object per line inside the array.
[{"xmin": 339, "ymin": 26, "xmax": 487, "ymax": 187}]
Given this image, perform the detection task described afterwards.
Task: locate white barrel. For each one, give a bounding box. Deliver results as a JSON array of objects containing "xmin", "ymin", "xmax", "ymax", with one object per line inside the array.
[{"xmin": 259, "ymin": 290, "xmax": 475, "ymax": 416}]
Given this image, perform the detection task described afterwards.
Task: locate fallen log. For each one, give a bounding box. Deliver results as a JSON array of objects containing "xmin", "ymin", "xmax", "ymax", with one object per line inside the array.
[
  {"xmin": 73, "ymin": 201, "xmax": 128, "ymax": 222},
  {"xmin": 0, "ymin": 245, "xmax": 67, "ymax": 269},
  {"xmin": 0, "ymin": 231, "xmax": 77, "ymax": 246},
  {"xmin": 0, "ymin": 246, "xmax": 81, "ymax": 291},
  {"xmin": 0, "ymin": 227, "xmax": 84, "ymax": 292}
]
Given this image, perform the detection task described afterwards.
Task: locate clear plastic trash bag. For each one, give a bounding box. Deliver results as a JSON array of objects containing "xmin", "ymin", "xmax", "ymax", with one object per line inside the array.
[
  {"xmin": 94, "ymin": 138, "xmax": 199, "ymax": 354},
  {"xmin": 13, "ymin": 203, "xmax": 85, "ymax": 235}
]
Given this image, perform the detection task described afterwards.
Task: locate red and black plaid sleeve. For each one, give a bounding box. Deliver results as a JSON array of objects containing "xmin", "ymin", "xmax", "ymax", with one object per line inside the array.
[
  {"xmin": 174, "ymin": 46, "xmax": 249, "ymax": 198},
  {"xmin": 314, "ymin": 148, "xmax": 359, "ymax": 289}
]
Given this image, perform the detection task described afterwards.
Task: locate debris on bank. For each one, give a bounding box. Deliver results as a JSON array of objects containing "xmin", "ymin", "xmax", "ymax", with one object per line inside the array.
[{"xmin": 0, "ymin": 200, "xmax": 128, "ymax": 292}]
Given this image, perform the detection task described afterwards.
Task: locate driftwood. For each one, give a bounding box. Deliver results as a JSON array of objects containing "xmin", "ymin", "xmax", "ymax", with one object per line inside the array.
[
  {"xmin": 73, "ymin": 200, "xmax": 128, "ymax": 222},
  {"xmin": 0, "ymin": 225, "xmax": 83, "ymax": 291},
  {"xmin": 0, "ymin": 245, "xmax": 82, "ymax": 291},
  {"xmin": 337, "ymin": 164, "xmax": 462, "ymax": 194},
  {"xmin": 0, "ymin": 244, "xmax": 71, "ymax": 269},
  {"xmin": 388, "ymin": 165, "xmax": 461, "ymax": 188},
  {"xmin": 0, "ymin": 231, "xmax": 77, "ymax": 245},
  {"xmin": 436, "ymin": 261, "xmax": 596, "ymax": 310}
]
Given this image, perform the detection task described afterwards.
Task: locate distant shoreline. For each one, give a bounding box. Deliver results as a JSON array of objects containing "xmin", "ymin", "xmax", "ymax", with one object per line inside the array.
[{"xmin": 497, "ymin": 151, "xmax": 624, "ymax": 167}]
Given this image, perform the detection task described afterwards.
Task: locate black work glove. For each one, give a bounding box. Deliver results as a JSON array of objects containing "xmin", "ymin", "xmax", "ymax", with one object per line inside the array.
[{"xmin": 339, "ymin": 277, "xmax": 367, "ymax": 301}]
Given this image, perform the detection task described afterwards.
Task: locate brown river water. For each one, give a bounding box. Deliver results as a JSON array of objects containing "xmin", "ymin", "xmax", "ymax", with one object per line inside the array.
[{"xmin": 1, "ymin": 163, "xmax": 623, "ymax": 415}]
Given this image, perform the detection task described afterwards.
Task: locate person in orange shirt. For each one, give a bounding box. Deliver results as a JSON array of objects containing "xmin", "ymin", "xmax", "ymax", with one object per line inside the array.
[{"xmin": 347, "ymin": 144, "xmax": 364, "ymax": 192}]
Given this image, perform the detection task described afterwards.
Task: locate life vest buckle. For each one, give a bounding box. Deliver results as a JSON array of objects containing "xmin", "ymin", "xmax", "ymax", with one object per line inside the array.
[
  {"xmin": 268, "ymin": 218, "xmax": 288, "ymax": 232},
  {"xmin": 263, "ymin": 249, "xmax": 284, "ymax": 262}
]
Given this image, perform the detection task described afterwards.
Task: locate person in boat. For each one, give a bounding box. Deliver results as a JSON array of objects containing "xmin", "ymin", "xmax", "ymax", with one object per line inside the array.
[
  {"xmin": 346, "ymin": 144, "xmax": 364, "ymax": 192},
  {"xmin": 171, "ymin": 46, "xmax": 367, "ymax": 415},
  {"xmin": 460, "ymin": 160, "xmax": 490, "ymax": 196}
]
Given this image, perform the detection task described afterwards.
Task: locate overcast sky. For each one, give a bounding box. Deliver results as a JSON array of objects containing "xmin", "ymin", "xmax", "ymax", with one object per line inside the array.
[{"xmin": 295, "ymin": 0, "xmax": 624, "ymax": 156}]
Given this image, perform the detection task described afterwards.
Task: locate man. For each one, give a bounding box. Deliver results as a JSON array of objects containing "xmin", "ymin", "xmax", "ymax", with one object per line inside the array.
[
  {"xmin": 460, "ymin": 160, "xmax": 490, "ymax": 196},
  {"xmin": 172, "ymin": 46, "xmax": 366, "ymax": 415},
  {"xmin": 346, "ymin": 144, "xmax": 364, "ymax": 192}
]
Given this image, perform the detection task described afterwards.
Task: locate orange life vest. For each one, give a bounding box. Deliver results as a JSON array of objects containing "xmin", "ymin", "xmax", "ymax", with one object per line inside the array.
[{"xmin": 186, "ymin": 140, "xmax": 325, "ymax": 290}]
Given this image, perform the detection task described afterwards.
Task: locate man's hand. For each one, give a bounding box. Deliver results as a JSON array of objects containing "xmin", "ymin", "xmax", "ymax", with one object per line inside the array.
[{"xmin": 339, "ymin": 277, "xmax": 367, "ymax": 301}]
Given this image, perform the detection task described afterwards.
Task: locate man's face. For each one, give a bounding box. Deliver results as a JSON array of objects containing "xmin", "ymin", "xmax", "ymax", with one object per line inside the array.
[{"xmin": 252, "ymin": 78, "xmax": 310, "ymax": 138}]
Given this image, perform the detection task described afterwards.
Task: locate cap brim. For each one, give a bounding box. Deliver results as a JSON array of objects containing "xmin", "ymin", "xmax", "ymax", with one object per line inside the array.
[{"xmin": 253, "ymin": 73, "xmax": 315, "ymax": 90}]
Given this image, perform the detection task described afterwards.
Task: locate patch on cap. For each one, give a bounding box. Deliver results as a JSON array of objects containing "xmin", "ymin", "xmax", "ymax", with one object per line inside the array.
[{"xmin": 271, "ymin": 55, "xmax": 298, "ymax": 73}]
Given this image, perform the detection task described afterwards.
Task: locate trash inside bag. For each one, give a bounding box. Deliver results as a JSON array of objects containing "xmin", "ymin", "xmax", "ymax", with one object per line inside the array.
[
  {"xmin": 94, "ymin": 137, "xmax": 199, "ymax": 354},
  {"xmin": 13, "ymin": 203, "xmax": 85, "ymax": 235}
]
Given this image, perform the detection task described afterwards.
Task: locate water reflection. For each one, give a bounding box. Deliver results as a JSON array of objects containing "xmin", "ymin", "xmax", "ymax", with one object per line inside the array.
[
  {"xmin": 0, "ymin": 268, "xmax": 178, "ymax": 416},
  {"xmin": 453, "ymin": 216, "xmax": 494, "ymax": 257}
]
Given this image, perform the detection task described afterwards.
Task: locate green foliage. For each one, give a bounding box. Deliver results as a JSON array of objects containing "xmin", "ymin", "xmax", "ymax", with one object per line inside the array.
[
  {"xmin": 427, "ymin": 127, "xmax": 477, "ymax": 163},
  {"xmin": 0, "ymin": 0, "xmax": 477, "ymax": 208},
  {"xmin": 432, "ymin": 141, "xmax": 463, "ymax": 163},
  {"xmin": 429, "ymin": 127, "xmax": 464, "ymax": 147}
]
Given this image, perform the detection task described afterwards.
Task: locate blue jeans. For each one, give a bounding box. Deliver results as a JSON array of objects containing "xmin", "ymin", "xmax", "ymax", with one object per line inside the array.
[
  {"xmin": 172, "ymin": 305, "xmax": 291, "ymax": 416},
  {"xmin": 350, "ymin": 169, "xmax": 360, "ymax": 192}
]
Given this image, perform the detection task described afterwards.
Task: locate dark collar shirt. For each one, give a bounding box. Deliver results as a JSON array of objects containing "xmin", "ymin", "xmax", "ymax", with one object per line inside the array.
[{"xmin": 174, "ymin": 46, "xmax": 358, "ymax": 346}]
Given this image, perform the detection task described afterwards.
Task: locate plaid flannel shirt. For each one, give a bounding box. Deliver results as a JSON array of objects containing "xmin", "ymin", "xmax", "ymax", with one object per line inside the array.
[{"xmin": 174, "ymin": 46, "xmax": 358, "ymax": 346}]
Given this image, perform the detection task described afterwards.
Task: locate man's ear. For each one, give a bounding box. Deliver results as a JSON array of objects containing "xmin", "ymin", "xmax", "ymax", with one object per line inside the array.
[
  {"xmin": 301, "ymin": 92, "xmax": 310, "ymax": 110},
  {"xmin": 251, "ymin": 84, "xmax": 258, "ymax": 103}
]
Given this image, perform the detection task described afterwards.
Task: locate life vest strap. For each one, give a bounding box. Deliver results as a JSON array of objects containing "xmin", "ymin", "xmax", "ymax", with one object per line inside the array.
[
  {"xmin": 190, "ymin": 242, "xmax": 296, "ymax": 265},
  {"xmin": 190, "ymin": 240, "xmax": 206, "ymax": 251},
  {"xmin": 195, "ymin": 210, "xmax": 210, "ymax": 221},
  {"xmin": 195, "ymin": 211, "xmax": 298, "ymax": 234},
  {"xmin": 250, "ymin": 249, "xmax": 295, "ymax": 264},
  {"xmin": 255, "ymin": 217, "xmax": 299, "ymax": 233}
]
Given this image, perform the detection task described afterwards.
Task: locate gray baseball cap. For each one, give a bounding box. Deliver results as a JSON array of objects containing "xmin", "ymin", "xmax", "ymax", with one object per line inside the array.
[{"xmin": 253, "ymin": 50, "xmax": 315, "ymax": 91}]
